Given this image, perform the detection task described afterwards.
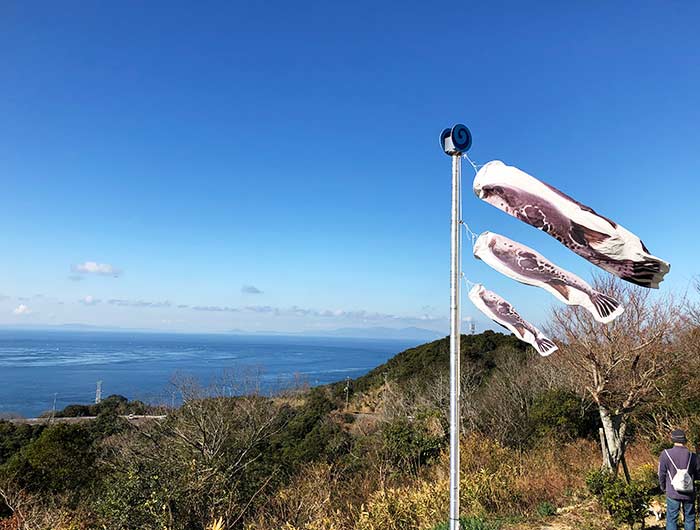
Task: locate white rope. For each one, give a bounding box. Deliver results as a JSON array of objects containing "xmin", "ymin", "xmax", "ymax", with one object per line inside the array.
[
  {"xmin": 460, "ymin": 221, "xmax": 478, "ymax": 249},
  {"xmin": 462, "ymin": 152, "xmax": 483, "ymax": 174},
  {"xmin": 457, "ymin": 154, "xmax": 481, "ymax": 301},
  {"xmin": 461, "ymin": 272, "xmax": 476, "ymax": 289},
  {"xmin": 458, "ymin": 152, "xmax": 480, "ymax": 248}
]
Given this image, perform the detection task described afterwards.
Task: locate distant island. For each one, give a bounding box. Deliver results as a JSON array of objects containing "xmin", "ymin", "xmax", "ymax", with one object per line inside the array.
[{"xmin": 227, "ymin": 326, "xmax": 445, "ymax": 341}]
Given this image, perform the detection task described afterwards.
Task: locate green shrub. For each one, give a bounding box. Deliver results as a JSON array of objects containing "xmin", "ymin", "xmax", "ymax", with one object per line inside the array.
[
  {"xmin": 5, "ymin": 423, "xmax": 97, "ymax": 494},
  {"xmin": 95, "ymin": 467, "xmax": 176, "ymax": 530},
  {"xmin": 586, "ymin": 469, "xmax": 649, "ymax": 529},
  {"xmin": 632, "ymin": 463, "xmax": 661, "ymax": 494},
  {"xmin": 382, "ymin": 411, "xmax": 445, "ymax": 473},
  {"xmin": 529, "ymin": 389, "xmax": 597, "ymax": 442},
  {"xmin": 0, "ymin": 421, "xmax": 44, "ymax": 465},
  {"xmin": 585, "ymin": 469, "xmax": 615, "ymax": 497},
  {"xmin": 535, "ymin": 501, "xmax": 557, "ymax": 517},
  {"xmin": 48, "ymin": 395, "xmax": 151, "ymax": 418},
  {"xmin": 601, "ymin": 479, "xmax": 649, "ymax": 529},
  {"xmin": 273, "ymin": 388, "xmax": 348, "ymax": 466}
]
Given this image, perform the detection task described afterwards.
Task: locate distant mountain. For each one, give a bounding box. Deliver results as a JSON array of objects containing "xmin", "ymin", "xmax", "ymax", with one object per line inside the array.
[
  {"xmin": 226, "ymin": 326, "xmax": 444, "ymax": 341},
  {"xmin": 56, "ymin": 323, "xmax": 126, "ymax": 331},
  {"xmin": 308, "ymin": 326, "xmax": 444, "ymax": 341},
  {"xmin": 226, "ymin": 328, "xmax": 251, "ymax": 335}
]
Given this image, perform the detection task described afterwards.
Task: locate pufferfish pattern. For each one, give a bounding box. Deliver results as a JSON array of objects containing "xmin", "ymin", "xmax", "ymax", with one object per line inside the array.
[
  {"xmin": 473, "ymin": 161, "xmax": 670, "ymax": 289},
  {"xmin": 468, "ymin": 283, "xmax": 558, "ymax": 356},
  {"xmin": 473, "ymin": 231, "xmax": 624, "ymax": 324}
]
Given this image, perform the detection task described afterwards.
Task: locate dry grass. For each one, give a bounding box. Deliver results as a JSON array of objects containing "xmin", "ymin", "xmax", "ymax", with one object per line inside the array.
[
  {"xmin": 208, "ymin": 517, "xmax": 225, "ymax": 530},
  {"xmin": 274, "ymin": 435, "xmax": 609, "ymax": 530}
]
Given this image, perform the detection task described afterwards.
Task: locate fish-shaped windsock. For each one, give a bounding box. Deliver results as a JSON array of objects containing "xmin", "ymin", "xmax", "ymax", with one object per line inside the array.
[
  {"xmin": 473, "ymin": 231, "xmax": 624, "ymax": 324},
  {"xmin": 468, "ymin": 283, "xmax": 558, "ymax": 356},
  {"xmin": 473, "ymin": 161, "xmax": 670, "ymax": 289}
]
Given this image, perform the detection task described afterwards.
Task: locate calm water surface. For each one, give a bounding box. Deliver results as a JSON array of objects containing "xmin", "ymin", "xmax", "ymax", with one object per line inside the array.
[{"xmin": 0, "ymin": 330, "xmax": 415, "ymax": 417}]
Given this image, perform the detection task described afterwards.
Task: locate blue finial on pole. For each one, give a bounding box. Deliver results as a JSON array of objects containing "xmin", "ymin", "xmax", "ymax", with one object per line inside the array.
[{"xmin": 440, "ymin": 123, "xmax": 472, "ymax": 155}]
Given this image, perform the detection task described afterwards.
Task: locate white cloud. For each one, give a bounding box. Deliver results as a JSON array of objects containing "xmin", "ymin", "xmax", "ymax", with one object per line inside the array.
[
  {"xmin": 72, "ymin": 261, "xmax": 122, "ymax": 277},
  {"xmin": 79, "ymin": 295, "xmax": 101, "ymax": 306},
  {"xmin": 13, "ymin": 304, "xmax": 32, "ymax": 315}
]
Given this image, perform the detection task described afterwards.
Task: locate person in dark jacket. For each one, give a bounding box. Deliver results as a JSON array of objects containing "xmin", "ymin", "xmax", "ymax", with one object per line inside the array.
[{"xmin": 659, "ymin": 429, "xmax": 700, "ymax": 530}]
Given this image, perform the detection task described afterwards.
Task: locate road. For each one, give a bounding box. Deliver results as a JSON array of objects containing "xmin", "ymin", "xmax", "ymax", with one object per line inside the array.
[{"xmin": 7, "ymin": 415, "xmax": 167, "ymax": 426}]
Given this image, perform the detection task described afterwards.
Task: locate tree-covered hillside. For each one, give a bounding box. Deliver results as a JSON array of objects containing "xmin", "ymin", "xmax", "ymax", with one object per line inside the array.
[{"xmin": 343, "ymin": 330, "xmax": 529, "ymax": 394}]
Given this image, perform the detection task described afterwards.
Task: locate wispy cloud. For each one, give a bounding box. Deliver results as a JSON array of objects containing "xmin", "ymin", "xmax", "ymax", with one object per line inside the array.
[
  {"xmin": 79, "ymin": 295, "xmax": 101, "ymax": 306},
  {"xmin": 68, "ymin": 275, "xmax": 85, "ymax": 282},
  {"xmin": 187, "ymin": 303, "xmax": 441, "ymax": 323},
  {"xmin": 244, "ymin": 305, "xmax": 279, "ymax": 315},
  {"xmin": 191, "ymin": 305, "xmax": 239, "ymax": 313},
  {"xmin": 72, "ymin": 261, "xmax": 122, "ymax": 277},
  {"xmin": 241, "ymin": 285, "xmax": 263, "ymax": 294},
  {"xmin": 13, "ymin": 304, "xmax": 32, "ymax": 315},
  {"xmin": 108, "ymin": 299, "xmax": 171, "ymax": 308},
  {"xmin": 50, "ymin": 289, "xmax": 442, "ymax": 328}
]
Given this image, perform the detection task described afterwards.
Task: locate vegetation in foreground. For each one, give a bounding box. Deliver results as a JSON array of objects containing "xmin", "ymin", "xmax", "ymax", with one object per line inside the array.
[{"xmin": 0, "ymin": 278, "xmax": 698, "ymax": 530}]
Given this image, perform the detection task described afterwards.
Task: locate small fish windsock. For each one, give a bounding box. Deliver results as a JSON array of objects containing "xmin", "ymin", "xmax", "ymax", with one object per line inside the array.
[
  {"xmin": 468, "ymin": 283, "xmax": 558, "ymax": 356},
  {"xmin": 473, "ymin": 161, "xmax": 670, "ymax": 289},
  {"xmin": 473, "ymin": 231, "xmax": 624, "ymax": 324}
]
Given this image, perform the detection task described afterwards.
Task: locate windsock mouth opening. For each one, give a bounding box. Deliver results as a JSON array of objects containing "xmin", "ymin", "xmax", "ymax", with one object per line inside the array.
[
  {"xmin": 468, "ymin": 283, "xmax": 483, "ymax": 296},
  {"xmin": 472, "ymin": 232, "xmax": 490, "ymax": 257},
  {"xmin": 474, "ymin": 160, "xmax": 505, "ymax": 177},
  {"xmin": 473, "ymin": 161, "xmax": 505, "ymax": 199}
]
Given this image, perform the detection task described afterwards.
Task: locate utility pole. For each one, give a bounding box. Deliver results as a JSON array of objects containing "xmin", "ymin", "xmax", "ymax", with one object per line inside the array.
[
  {"xmin": 440, "ymin": 123, "xmax": 472, "ymax": 530},
  {"xmin": 95, "ymin": 380, "xmax": 102, "ymax": 404},
  {"xmin": 344, "ymin": 376, "xmax": 351, "ymax": 409},
  {"xmin": 50, "ymin": 393, "xmax": 57, "ymax": 423}
]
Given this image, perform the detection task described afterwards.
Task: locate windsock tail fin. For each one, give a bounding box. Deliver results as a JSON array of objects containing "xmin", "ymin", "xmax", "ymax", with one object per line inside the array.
[
  {"xmin": 535, "ymin": 336, "xmax": 558, "ymax": 357},
  {"xmin": 622, "ymin": 259, "xmax": 670, "ymax": 289},
  {"xmin": 590, "ymin": 292, "xmax": 624, "ymax": 324}
]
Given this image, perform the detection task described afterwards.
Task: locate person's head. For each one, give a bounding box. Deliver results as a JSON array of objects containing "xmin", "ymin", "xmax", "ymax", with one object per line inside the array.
[{"xmin": 671, "ymin": 429, "xmax": 687, "ymax": 446}]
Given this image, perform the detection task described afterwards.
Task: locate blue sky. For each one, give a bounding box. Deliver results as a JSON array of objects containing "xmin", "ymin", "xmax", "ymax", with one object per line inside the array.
[{"xmin": 1, "ymin": 1, "xmax": 698, "ymax": 333}]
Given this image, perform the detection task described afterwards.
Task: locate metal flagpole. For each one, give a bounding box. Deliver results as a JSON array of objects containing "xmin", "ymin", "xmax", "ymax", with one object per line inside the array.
[{"xmin": 440, "ymin": 124, "xmax": 472, "ymax": 530}]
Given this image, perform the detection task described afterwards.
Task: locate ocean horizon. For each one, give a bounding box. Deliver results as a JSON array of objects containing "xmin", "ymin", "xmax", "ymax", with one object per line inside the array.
[{"xmin": 0, "ymin": 329, "xmax": 418, "ymax": 418}]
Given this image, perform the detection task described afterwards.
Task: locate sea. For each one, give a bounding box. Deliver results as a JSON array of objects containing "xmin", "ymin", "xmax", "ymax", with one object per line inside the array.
[{"xmin": 0, "ymin": 329, "xmax": 416, "ymax": 418}]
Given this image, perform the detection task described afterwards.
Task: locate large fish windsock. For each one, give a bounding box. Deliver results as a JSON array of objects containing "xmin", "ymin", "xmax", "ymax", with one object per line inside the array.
[
  {"xmin": 473, "ymin": 161, "xmax": 670, "ymax": 289},
  {"xmin": 474, "ymin": 231, "xmax": 624, "ymax": 324},
  {"xmin": 468, "ymin": 283, "xmax": 558, "ymax": 356}
]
